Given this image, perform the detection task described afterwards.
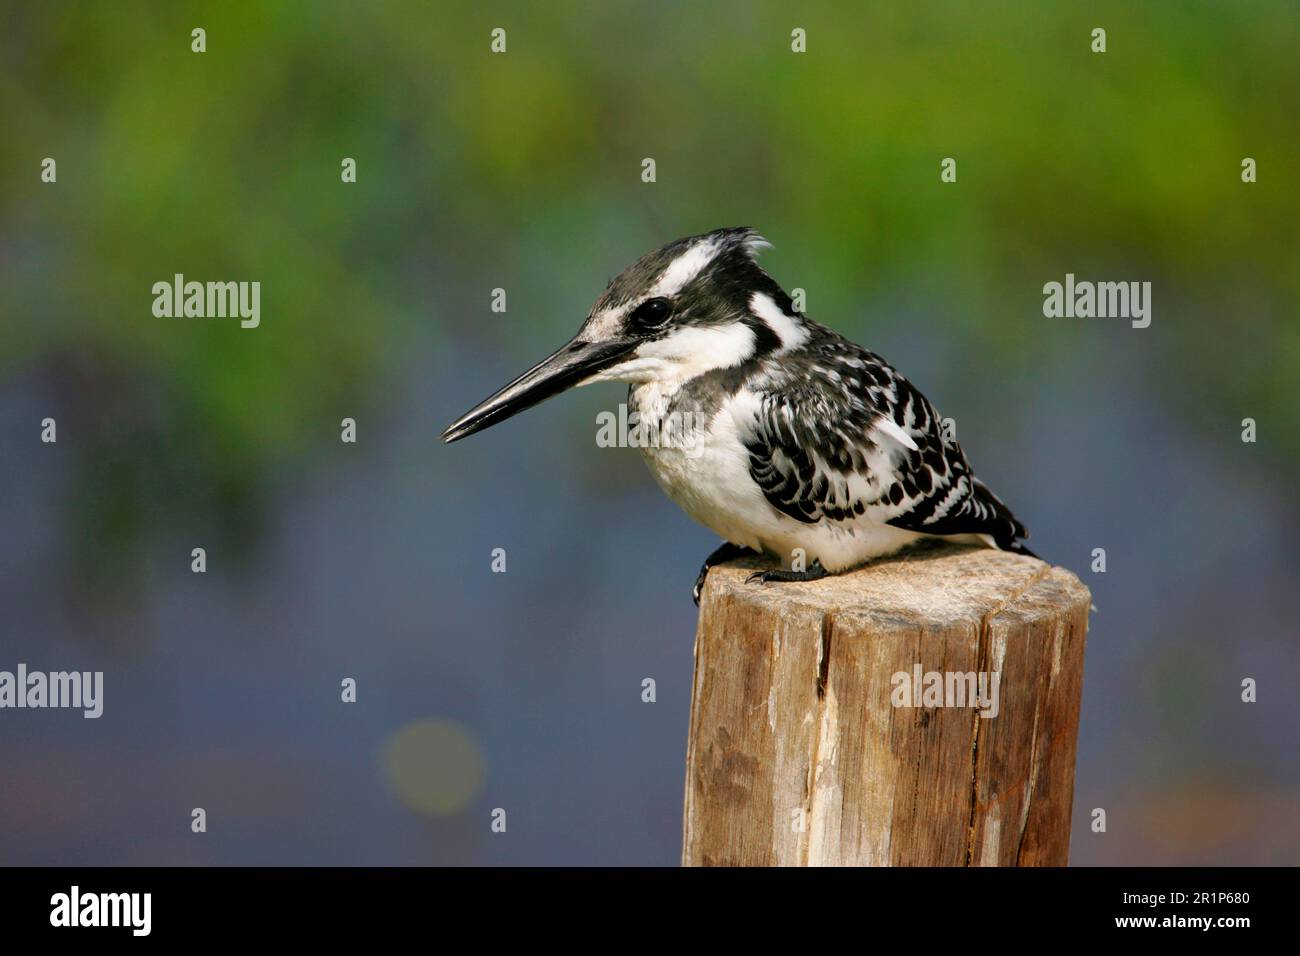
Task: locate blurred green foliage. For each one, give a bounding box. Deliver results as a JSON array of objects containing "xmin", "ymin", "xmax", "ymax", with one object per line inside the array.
[{"xmin": 2, "ymin": 1, "xmax": 1296, "ymax": 591}]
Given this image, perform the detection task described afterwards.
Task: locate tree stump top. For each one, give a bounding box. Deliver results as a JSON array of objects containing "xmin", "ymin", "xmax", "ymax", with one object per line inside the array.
[{"xmin": 702, "ymin": 542, "xmax": 1088, "ymax": 630}]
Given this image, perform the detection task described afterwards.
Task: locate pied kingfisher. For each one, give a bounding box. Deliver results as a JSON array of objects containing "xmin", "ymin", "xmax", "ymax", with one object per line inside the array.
[{"xmin": 442, "ymin": 228, "xmax": 1034, "ymax": 603}]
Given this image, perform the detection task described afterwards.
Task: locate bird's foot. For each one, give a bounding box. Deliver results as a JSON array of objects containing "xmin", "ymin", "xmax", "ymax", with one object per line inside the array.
[
  {"xmin": 746, "ymin": 560, "xmax": 830, "ymax": 588},
  {"xmin": 693, "ymin": 542, "xmax": 758, "ymax": 605}
]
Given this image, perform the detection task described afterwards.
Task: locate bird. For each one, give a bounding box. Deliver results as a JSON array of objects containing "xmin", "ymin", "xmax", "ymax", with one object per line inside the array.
[{"xmin": 442, "ymin": 227, "xmax": 1035, "ymax": 604}]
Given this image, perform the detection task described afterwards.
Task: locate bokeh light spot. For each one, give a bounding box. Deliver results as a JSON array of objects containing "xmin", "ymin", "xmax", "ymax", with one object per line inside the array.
[{"xmin": 380, "ymin": 719, "xmax": 485, "ymax": 817}]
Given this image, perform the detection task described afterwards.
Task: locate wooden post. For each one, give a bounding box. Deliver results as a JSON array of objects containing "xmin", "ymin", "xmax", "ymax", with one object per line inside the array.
[{"xmin": 683, "ymin": 543, "xmax": 1090, "ymax": 866}]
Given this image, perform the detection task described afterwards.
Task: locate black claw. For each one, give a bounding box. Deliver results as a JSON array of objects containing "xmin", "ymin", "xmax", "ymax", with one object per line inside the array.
[
  {"xmin": 746, "ymin": 561, "xmax": 830, "ymax": 587},
  {"xmin": 693, "ymin": 542, "xmax": 756, "ymax": 605}
]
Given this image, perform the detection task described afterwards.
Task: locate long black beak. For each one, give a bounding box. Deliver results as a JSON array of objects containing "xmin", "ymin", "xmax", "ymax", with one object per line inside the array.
[{"xmin": 441, "ymin": 335, "xmax": 637, "ymax": 443}]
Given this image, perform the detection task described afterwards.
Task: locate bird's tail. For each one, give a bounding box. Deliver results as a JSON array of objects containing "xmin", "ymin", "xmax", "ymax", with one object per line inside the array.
[
  {"xmin": 1003, "ymin": 539, "xmax": 1039, "ymax": 559},
  {"xmin": 971, "ymin": 478, "xmax": 1037, "ymax": 558}
]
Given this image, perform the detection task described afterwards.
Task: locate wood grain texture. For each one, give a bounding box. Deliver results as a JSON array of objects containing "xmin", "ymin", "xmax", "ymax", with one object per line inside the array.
[{"xmin": 682, "ymin": 542, "xmax": 1090, "ymax": 867}]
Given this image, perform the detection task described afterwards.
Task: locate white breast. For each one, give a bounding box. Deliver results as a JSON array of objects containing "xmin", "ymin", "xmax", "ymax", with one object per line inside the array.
[{"xmin": 631, "ymin": 383, "xmax": 934, "ymax": 571}]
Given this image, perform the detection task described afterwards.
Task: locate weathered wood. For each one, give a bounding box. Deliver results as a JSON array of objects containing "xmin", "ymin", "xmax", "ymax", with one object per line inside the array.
[{"xmin": 682, "ymin": 542, "xmax": 1089, "ymax": 866}]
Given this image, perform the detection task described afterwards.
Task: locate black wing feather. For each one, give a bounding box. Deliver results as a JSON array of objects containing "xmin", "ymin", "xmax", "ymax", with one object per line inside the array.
[{"xmin": 741, "ymin": 324, "xmax": 1032, "ymax": 552}]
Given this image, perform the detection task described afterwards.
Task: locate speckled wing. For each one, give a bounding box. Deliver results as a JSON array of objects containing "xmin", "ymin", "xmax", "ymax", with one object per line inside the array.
[{"xmin": 740, "ymin": 327, "xmax": 1032, "ymax": 552}]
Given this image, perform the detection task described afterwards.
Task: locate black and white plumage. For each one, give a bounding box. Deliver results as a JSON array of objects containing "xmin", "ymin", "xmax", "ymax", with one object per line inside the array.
[
  {"xmin": 443, "ymin": 228, "xmax": 1034, "ymax": 598},
  {"xmin": 729, "ymin": 330, "xmax": 1031, "ymax": 550}
]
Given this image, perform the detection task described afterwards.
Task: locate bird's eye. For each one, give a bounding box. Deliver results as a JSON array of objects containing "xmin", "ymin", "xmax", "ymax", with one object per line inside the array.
[{"xmin": 629, "ymin": 297, "xmax": 672, "ymax": 331}]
